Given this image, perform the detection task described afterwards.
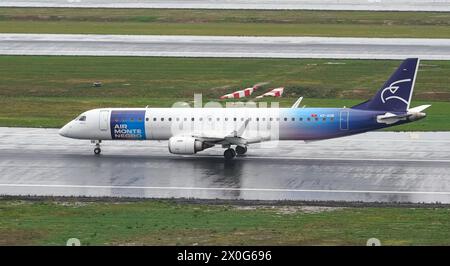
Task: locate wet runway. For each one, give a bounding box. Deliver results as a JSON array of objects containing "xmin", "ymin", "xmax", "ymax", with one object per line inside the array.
[
  {"xmin": 1, "ymin": 34, "xmax": 450, "ymax": 60},
  {"xmin": 2, "ymin": 0, "xmax": 449, "ymax": 12},
  {"xmin": 1, "ymin": 127, "xmax": 450, "ymax": 203}
]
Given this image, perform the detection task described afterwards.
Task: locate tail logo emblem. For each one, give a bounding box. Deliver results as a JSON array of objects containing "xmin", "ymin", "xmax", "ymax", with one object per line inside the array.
[{"xmin": 381, "ymin": 79, "xmax": 411, "ymax": 105}]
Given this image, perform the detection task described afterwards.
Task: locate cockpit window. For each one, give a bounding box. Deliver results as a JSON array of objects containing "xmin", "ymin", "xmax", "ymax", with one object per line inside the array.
[{"xmin": 77, "ymin": 115, "xmax": 86, "ymax": 121}]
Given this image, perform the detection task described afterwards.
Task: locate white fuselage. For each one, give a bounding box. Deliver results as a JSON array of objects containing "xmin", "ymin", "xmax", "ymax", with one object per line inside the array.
[{"xmin": 58, "ymin": 107, "xmax": 355, "ymax": 142}]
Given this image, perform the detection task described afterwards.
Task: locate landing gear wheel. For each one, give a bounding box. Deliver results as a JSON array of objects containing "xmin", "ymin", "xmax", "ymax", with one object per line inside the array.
[
  {"xmin": 224, "ymin": 148, "xmax": 236, "ymax": 160},
  {"xmin": 92, "ymin": 140, "xmax": 102, "ymax": 155},
  {"xmin": 235, "ymin": 145, "xmax": 247, "ymax": 155}
]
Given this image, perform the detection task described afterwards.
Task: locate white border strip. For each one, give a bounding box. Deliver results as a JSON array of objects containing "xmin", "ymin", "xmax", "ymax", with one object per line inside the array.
[{"xmin": 1, "ymin": 1, "xmax": 450, "ymax": 12}]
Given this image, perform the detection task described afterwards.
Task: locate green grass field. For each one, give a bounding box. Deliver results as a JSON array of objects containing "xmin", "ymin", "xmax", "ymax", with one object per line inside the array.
[
  {"xmin": 0, "ymin": 56, "xmax": 449, "ymax": 130},
  {"xmin": 1, "ymin": 8, "xmax": 450, "ymax": 37},
  {"xmin": 1, "ymin": 200, "xmax": 449, "ymax": 246},
  {"xmin": 0, "ymin": 56, "xmax": 448, "ymax": 130}
]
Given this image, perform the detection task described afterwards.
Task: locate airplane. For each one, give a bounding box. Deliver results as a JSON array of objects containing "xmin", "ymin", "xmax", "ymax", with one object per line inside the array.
[{"xmin": 59, "ymin": 58, "xmax": 429, "ymax": 160}]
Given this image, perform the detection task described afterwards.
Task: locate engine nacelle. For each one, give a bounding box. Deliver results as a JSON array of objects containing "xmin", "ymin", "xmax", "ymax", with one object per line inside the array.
[{"xmin": 168, "ymin": 136, "xmax": 212, "ymax": 155}]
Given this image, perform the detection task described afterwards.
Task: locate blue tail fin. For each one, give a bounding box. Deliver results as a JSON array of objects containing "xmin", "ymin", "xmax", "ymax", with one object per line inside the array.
[{"xmin": 352, "ymin": 58, "xmax": 420, "ymax": 112}]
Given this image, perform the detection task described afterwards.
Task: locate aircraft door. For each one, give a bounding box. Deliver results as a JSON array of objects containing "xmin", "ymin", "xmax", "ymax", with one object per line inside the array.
[
  {"xmin": 340, "ymin": 111, "xmax": 349, "ymax": 130},
  {"xmin": 99, "ymin": 110, "xmax": 109, "ymax": 131}
]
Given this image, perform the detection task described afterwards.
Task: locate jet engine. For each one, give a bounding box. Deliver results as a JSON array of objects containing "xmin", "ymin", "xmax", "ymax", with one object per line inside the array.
[{"xmin": 168, "ymin": 136, "xmax": 213, "ymax": 155}]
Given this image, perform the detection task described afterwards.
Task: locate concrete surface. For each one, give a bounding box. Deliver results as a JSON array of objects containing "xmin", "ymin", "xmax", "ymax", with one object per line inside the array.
[{"xmin": 1, "ymin": 127, "xmax": 449, "ymax": 203}]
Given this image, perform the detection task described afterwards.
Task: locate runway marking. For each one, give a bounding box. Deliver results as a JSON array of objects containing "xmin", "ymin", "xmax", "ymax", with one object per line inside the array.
[
  {"xmin": 0, "ymin": 151, "xmax": 449, "ymax": 164},
  {"xmin": 1, "ymin": 183, "xmax": 450, "ymax": 195},
  {"xmin": 0, "ymin": 152, "xmax": 449, "ymax": 163},
  {"xmin": 2, "ymin": 34, "xmax": 450, "ymax": 60},
  {"xmin": 197, "ymin": 156, "xmax": 450, "ymax": 163}
]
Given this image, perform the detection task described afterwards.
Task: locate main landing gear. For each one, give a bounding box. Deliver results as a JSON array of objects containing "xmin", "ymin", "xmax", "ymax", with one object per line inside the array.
[
  {"xmin": 91, "ymin": 140, "xmax": 102, "ymax": 155},
  {"xmin": 224, "ymin": 148, "xmax": 236, "ymax": 160},
  {"xmin": 223, "ymin": 145, "xmax": 247, "ymax": 160},
  {"xmin": 235, "ymin": 145, "xmax": 247, "ymax": 155}
]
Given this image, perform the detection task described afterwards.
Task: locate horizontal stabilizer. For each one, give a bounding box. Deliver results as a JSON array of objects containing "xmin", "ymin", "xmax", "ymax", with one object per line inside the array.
[
  {"xmin": 377, "ymin": 112, "xmax": 411, "ymax": 124},
  {"xmin": 377, "ymin": 104, "xmax": 429, "ymax": 125},
  {"xmin": 408, "ymin": 104, "xmax": 431, "ymax": 113}
]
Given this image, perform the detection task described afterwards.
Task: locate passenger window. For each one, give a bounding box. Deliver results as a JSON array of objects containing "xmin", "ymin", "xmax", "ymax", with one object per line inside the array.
[
  {"xmin": 315, "ymin": 118, "xmax": 319, "ymax": 121},
  {"xmin": 291, "ymin": 118, "xmax": 295, "ymax": 121},
  {"xmin": 161, "ymin": 118, "xmax": 164, "ymax": 121},
  {"xmin": 299, "ymin": 118, "xmax": 303, "ymax": 121},
  {"xmin": 184, "ymin": 118, "xmax": 187, "ymax": 121},
  {"xmin": 262, "ymin": 118, "xmax": 266, "ymax": 121},
  {"xmin": 270, "ymin": 118, "xmax": 273, "ymax": 121},
  {"xmin": 168, "ymin": 118, "xmax": 172, "ymax": 121},
  {"xmin": 153, "ymin": 118, "xmax": 156, "ymax": 121},
  {"xmin": 217, "ymin": 118, "xmax": 220, "ymax": 121},
  {"xmin": 176, "ymin": 118, "xmax": 180, "ymax": 121},
  {"xmin": 256, "ymin": 118, "xmax": 259, "ymax": 122},
  {"xmin": 233, "ymin": 118, "xmax": 237, "ymax": 121},
  {"xmin": 191, "ymin": 118, "xmax": 194, "ymax": 121},
  {"xmin": 276, "ymin": 118, "xmax": 280, "ymax": 121},
  {"xmin": 284, "ymin": 118, "xmax": 287, "ymax": 121},
  {"xmin": 225, "ymin": 118, "xmax": 228, "ymax": 121},
  {"xmin": 130, "ymin": 118, "xmax": 134, "ymax": 122},
  {"xmin": 331, "ymin": 117, "xmax": 334, "ymax": 121},
  {"xmin": 146, "ymin": 118, "xmax": 149, "ymax": 121},
  {"xmin": 323, "ymin": 117, "xmax": 326, "ymax": 121},
  {"xmin": 307, "ymin": 118, "xmax": 311, "ymax": 121},
  {"xmin": 199, "ymin": 118, "xmax": 203, "ymax": 121}
]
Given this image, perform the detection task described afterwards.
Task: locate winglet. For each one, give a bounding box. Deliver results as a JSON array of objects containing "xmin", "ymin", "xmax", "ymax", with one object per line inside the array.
[
  {"xmin": 227, "ymin": 118, "xmax": 250, "ymax": 138},
  {"xmin": 291, "ymin": 96, "xmax": 304, "ymax": 108},
  {"xmin": 235, "ymin": 118, "xmax": 250, "ymax": 137}
]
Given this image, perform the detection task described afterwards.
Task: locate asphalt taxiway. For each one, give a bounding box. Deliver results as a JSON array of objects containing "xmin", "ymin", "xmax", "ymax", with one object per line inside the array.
[
  {"xmin": 1, "ymin": 34, "xmax": 450, "ymax": 60},
  {"xmin": 1, "ymin": 0, "xmax": 449, "ymax": 12},
  {"xmin": 0, "ymin": 127, "xmax": 449, "ymax": 203}
]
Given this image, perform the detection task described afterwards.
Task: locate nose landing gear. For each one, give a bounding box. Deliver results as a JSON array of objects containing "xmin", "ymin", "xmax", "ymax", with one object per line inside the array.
[{"xmin": 91, "ymin": 140, "xmax": 102, "ymax": 155}]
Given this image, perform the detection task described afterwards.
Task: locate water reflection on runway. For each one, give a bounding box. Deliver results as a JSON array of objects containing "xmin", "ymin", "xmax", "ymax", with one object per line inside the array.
[{"xmin": 1, "ymin": 128, "xmax": 450, "ymax": 203}]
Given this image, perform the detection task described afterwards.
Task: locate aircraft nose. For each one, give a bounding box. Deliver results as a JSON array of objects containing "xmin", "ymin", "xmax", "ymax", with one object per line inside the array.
[
  {"xmin": 58, "ymin": 126, "xmax": 66, "ymax": 137},
  {"xmin": 59, "ymin": 124, "xmax": 70, "ymax": 137}
]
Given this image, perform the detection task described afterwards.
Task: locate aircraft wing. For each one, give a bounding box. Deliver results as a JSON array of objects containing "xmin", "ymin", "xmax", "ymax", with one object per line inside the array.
[{"xmin": 188, "ymin": 118, "xmax": 262, "ymax": 145}]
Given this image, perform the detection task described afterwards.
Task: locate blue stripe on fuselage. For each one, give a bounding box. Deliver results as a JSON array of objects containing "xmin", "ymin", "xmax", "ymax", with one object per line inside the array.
[{"xmin": 279, "ymin": 108, "xmax": 388, "ymax": 140}]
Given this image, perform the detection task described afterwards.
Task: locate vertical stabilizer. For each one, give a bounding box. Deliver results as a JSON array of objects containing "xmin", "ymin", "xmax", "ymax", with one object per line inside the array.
[{"xmin": 352, "ymin": 58, "xmax": 420, "ymax": 112}]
